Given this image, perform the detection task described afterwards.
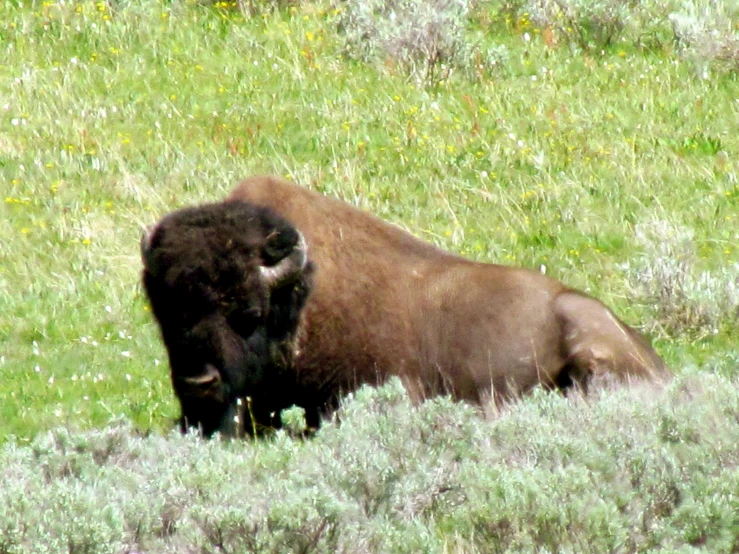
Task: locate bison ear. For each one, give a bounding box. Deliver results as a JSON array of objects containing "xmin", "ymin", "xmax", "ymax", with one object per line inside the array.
[
  {"xmin": 141, "ymin": 224, "xmax": 166, "ymax": 279},
  {"xmin": 260, "ymin": 230, "xmax": 308, "ymax": 289},
  {"xmin": 140, "ymin": 224, "xmax": 155, "ymax": 256},
  {"xmin": 141, "ymin": 224, "xmax": 157, "ymax": 270}
]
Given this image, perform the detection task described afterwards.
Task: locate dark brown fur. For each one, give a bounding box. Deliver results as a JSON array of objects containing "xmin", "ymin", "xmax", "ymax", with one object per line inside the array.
[
  {"xmin": 144, "ymin": 176, "xmax": 671, "ymax": 437},
  {"xmin": 142, "ymin": 201, "xmax": 314, "ymax": 437}
]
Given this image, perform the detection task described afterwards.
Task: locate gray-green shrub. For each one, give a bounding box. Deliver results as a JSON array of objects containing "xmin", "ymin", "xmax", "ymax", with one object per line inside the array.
[
  {"xmin": 335, "ymin": 0, "xmax": 505, "ymax": 83},
  {"xmin": 669, "ymin": 0, "xmax": 739, "ymax": 74},
  {"xmin": 624, "ymin": 219, "xmax": 739, "ymax": 338},
  {"xmin": 3, "ymin": 375, "xmax": 739, "ymax": 552}
]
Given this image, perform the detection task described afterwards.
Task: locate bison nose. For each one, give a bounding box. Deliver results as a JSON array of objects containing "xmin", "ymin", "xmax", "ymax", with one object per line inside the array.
[{"xmin": 178, "ymin": 364, "xmax": 226, "ymax": 404}]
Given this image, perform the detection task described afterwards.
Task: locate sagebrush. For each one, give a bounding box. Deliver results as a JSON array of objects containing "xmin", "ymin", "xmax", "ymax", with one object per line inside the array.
[{"xmin": 2, "ymin": 376, "xmax": 739, "ymax": 552}]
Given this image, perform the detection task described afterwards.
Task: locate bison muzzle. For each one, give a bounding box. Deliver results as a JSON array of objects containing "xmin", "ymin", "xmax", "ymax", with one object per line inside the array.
[{"xmin": 142, "ymin": 176, "xmax": 671, "ymax": 438}]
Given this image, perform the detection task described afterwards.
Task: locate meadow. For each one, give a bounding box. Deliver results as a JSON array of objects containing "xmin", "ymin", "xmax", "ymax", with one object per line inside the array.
[{"xmin": 0, "ymin": 0, "xmax": 738, "ymax": 550}]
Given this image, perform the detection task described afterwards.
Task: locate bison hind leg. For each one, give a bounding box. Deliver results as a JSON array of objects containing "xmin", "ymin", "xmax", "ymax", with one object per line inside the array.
[
  {"xmin": 551, "ymin": 360, "xmax": 591, "ymax": 394},
  {"xmin": 553, "ymin": 291, "xmax": 670, "ymax": 392}
]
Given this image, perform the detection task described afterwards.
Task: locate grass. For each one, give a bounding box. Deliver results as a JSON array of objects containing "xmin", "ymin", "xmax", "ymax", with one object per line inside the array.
[
  {"xmin": 1, "ymin": 0, "xmax": 737, "ymax": 440},
  {"xmin": 1, "ymin": 0, "xmax": 738, "ymax": 549}
]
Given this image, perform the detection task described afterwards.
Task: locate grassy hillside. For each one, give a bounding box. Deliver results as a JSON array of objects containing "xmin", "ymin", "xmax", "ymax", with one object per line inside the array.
[
  {"xmin": 1, "ymin": 0, "xmax": 737, "ymax": 440},
  {"xmin": 1, "ymin": 0, "xmax": 738, "ymax": 550}
]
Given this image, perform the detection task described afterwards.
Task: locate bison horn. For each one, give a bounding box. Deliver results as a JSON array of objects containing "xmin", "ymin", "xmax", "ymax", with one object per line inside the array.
[
  {"xmin": 259, "ymin": 231, "xmax": 308, "ymax": 288},
  {"xmin": 184, "ymin": 364, "xmax": 222, "ymax": 387}
]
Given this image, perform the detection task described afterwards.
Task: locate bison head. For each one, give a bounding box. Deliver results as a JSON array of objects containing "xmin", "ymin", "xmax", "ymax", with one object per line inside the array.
[{"xmin": 141, "ymin": 200, "xmax": 313, "ymax": 438}]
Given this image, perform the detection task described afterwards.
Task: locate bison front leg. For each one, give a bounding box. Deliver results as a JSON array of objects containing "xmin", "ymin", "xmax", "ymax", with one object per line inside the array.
[{"xmin": 236, "ymin": 397, "xmax": 291, "ymax": 438}]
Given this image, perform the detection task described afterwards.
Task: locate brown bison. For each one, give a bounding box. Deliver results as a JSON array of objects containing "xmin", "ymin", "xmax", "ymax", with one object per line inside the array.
[{"xmin": 142, "ymin": 176, "xmax": 671, "ymax": 437}]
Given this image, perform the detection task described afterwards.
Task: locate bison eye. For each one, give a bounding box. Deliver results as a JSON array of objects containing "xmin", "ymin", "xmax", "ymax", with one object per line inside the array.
[{"xmin": 228, "ymin": 310, "xmax": 261, "ymax": 337}]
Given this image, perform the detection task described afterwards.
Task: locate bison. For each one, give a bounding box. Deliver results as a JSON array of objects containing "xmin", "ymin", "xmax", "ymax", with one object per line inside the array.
[{"xmin": 142, "ymin": 176, "xmax": 671, "ymax": 437}]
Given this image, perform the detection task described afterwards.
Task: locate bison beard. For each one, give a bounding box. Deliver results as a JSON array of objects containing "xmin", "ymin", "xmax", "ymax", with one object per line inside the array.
[{"xmin": 143, "ymin": 177, "xmax": 672, "ymax": 438}]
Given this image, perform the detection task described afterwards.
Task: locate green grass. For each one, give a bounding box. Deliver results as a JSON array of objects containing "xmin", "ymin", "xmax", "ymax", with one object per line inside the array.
[
  {"xmin": 0, "ymin": 0, "xmax": 737, "ymax": 445},
  {"xmin": 1, "ymin": 1, "xmax": 738, "ymax": 550}
]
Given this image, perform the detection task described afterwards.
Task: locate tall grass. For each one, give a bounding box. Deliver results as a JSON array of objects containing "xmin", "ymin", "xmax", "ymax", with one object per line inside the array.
[
  {"xmin": 0, "ymin": 0, "xmax": 736, "ymax": 445},
  {"xmin": 0, "ymin": 0, "xmax": 737, "ymax": 548}
]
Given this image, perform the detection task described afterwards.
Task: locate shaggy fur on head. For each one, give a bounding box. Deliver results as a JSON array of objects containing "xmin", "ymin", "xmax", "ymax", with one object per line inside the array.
[{"xmin": 142, "ymin": 201, "xmax": 314, "ymax": 437}]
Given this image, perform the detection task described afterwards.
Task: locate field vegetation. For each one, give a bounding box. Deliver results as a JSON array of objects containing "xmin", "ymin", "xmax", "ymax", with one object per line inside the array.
[
  {"xmin": 2, "ymin": 376, "xmax": 739, "ymax": 552},
  {"xmin": 1, "ymin": 0, "xmax": 738, "ymax": 550}
]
